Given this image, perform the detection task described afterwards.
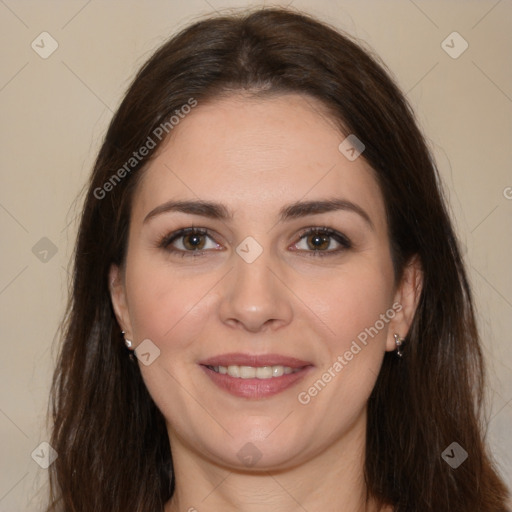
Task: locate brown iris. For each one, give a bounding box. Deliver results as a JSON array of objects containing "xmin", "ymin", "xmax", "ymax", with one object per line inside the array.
[
  {"xmin": 183, "ymin": 233, "xmax": 206, "ymax": 250},
  {"xmin": 307, "ymin": 232, "xmax": 330, "ymax": 251}
]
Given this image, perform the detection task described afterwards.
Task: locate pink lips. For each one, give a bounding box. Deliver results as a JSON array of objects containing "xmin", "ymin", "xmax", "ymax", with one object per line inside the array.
[
  {"xmin": 199, "ymin": 352, "xmax": 314, "ymax": 399},
  {"xmin": 200, "ymin": 353, "xmax": 312, "ymax": 368}
]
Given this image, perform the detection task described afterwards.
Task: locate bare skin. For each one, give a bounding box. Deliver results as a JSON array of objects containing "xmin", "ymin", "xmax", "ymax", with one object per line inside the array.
[{"xmin": 110, "ymin": 93, "xmax": 421, "ymax": 512}]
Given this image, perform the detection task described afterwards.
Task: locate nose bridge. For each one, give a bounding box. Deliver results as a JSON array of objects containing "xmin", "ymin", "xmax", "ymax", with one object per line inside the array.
[
  {"xmin": 218, "ymin": 243, "xmax": 293, "ymax": 331},
  {"xmin": 235, "ymin": 248, "xmax": 275, "ymax": 295}
]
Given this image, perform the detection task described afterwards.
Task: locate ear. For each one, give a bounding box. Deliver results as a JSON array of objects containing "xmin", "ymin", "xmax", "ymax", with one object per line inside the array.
[
  {"xmin": 109, "ymin": 264, "xmax": 133, "ymax": 340},
  {"xmin": 385, "ymin": 255, "xmax": 423, "ymax": 352}
]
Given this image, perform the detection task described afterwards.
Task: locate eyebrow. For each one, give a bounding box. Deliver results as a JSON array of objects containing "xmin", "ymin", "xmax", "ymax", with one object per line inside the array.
[{"xmin": 143, "ymin": 198, "xmax": 374, "ymax": 230}]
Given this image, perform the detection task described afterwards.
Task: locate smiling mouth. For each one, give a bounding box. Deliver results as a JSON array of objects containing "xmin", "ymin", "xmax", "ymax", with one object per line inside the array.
[
  {"xmin": 201, "ymin": 364, "xmax": 311, "ymax": 399},
  {"xmin": 206, "ymin": 364, "xmax": 302, "ymax": 379}
]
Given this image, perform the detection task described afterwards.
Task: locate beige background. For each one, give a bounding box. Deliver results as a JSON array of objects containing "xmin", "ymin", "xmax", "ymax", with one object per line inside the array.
[{"xmin": 0, "ymin": 0, "xmax": 511, "ymax": 509}]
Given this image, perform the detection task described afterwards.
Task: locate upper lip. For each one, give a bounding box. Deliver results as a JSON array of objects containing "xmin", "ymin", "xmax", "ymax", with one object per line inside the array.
[{"xmin": 199, "ymin": 353, "xmax": 313, "ymax": 368}]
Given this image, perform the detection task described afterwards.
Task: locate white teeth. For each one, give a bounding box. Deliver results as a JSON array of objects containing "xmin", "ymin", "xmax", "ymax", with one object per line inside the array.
[
  {"xmin": 272, "ymin": 365, "xmax": 284, "ymax": 377},
  {"xmin": 227, "ymin": 365, "xmax": 240, "ymax": 377},
  {"xmin": 212, "ymin": 364, "xmax": 299, "ymax": 379},
  {"xmin": 240, "ymin": 366, "xmax": 256, "ymax": 378},
  {"xmin": 256, "ymin": 366, "xmax": 273, "ymax": 379}
]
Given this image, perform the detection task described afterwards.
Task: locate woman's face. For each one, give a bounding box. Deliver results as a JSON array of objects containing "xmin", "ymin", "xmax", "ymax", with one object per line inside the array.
[{"xmin": 111, "ymin": 93, "xmax": 418, "ymax": 471}]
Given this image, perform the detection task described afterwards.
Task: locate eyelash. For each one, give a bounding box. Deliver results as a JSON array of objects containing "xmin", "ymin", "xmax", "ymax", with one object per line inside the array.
[{"xmin": 158, "ymin": 226, "xmax": 352, "ymax": 258}]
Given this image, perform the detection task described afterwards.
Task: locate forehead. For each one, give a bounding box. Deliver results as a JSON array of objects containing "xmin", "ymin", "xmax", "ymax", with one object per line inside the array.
[{"xmin": 133, "ymin": 93, "xmax": 385, "ymax": 227}]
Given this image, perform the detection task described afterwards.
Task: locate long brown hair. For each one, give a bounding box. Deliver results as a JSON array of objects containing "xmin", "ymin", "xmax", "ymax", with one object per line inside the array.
[{"xmin": 47, "ymin": 8, "xmax": 510, "ymax": 511}]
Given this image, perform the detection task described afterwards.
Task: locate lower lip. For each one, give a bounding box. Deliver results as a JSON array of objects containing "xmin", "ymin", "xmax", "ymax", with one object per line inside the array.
[{"xmin": 200, "ymin": 365, "xmax": 313, "ymax": 399}]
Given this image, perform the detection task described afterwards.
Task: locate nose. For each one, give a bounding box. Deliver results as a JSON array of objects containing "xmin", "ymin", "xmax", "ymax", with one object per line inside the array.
[{"xmin": 218, "ymin": 249, "xmax": 294, "ymax": 333}]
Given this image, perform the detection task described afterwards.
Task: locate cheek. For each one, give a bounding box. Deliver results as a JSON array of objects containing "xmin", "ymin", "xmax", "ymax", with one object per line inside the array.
[
  {"xmin": 294, "ymin": 271, "xmax": 393, "ymax": 426},
  {"xmin": 124, "ymin": 256, "xmax": 217, "ymax": 351},
  {"xmin": 338, "ymin": 268, "xmax": 394, "ymax": 352},
  {"xmin": 299, "ymin": 260, "xmax": 395, "ymax": 352}
]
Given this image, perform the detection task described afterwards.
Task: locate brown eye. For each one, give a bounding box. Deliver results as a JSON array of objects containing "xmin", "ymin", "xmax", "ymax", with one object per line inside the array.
[
  {"xmin": 292, "ymin": 227, "xmax": 352, "ymax": 256},
  {"xmin": 159, "ymin": 227, "xmax": 222, "ymax": 256}
]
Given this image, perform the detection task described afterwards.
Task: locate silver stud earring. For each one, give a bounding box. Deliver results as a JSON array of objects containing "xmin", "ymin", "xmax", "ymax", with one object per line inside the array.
[
  {"xmin": 393, "ymin": 334, "xmax": 404, "ymax": 357},
  {"xmin": 121, "ymin": 331, "xmax": 133, "ymax": 349}
]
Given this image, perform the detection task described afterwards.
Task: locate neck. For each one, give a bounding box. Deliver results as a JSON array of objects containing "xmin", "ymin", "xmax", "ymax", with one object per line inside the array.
[{"xmin": 165, "ymin": 408, "xmax": 389, "ymax": 512}]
